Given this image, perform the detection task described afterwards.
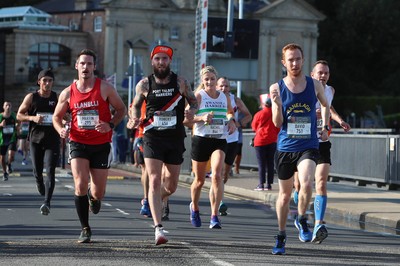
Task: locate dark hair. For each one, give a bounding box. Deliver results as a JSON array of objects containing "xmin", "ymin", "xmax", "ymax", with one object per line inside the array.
[
  {"xmin": 76, "ymin": 49, "xmax": 97, "ymax": 65},
  {"xmin": 313, "ymin": 60, "xmax": 329, "ymax": 68}
]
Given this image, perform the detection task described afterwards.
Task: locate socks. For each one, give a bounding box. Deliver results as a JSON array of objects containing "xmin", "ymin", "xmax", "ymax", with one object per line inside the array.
[
  {"xmin": 74, "ymin": 195, "xmax": 89, "ymax": 229},
  {"xmin": 314, "ymin": 195, "xmax": 327, "ymax": 222}
]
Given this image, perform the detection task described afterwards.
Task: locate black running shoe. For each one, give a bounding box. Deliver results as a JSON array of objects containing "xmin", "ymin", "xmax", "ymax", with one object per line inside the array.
[
  {"xmin": 40, "ymin": 203, "xmax": 50, "ymax": 215},
  {"xmin": 78, "ymin": 227, "xmax": 92, "ymax": 243},
  {"xmin": 88, "ymin": 190, "xmax": 101, "ymax": 214}
]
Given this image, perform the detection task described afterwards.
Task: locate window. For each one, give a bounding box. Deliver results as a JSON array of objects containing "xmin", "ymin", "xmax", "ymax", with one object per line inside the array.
[
  {"xmin": 171, "ymin": 57, "xmax": 181, "ymax": 75},
  {"xmin": 28, "ymin": 42, "xmax": 71, "ymax": 81},
  {"xmin": 94, "ymin": 16, "xmax": 102, "ymax": 32},
  {"xmin": 170, "ymin": 26, "xmax": 180, "ymax": 40}
]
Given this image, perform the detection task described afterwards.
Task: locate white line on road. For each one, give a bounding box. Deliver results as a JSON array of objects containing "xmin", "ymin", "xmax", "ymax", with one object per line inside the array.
[{"xmin": 181, "ymin": 241, "xmax": 235, "ymax": 266}]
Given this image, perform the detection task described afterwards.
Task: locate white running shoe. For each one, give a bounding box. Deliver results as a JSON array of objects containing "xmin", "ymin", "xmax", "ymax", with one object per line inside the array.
[{"xmin": 155, "ymin": 226, "xmax": 168, "ymax": 245}]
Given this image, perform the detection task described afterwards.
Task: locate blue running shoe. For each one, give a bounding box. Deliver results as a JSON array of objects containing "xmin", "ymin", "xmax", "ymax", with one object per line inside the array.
[
  {"xmin": 219, "ymin": 201, "xmax": 228, "ymax": 216},
  {"xmin": 140, "ymin": 199, "xmax": 152, "ymax": 217},
  {"xmin": 209, "ymin": 215, "xmax": 221, "ymax": 229},
  {"xmin": 294, "ymin": 217, "xmax": 312, "ymax": 242},
  {"xmin": 293, "ymin": 190, "xmax": 299, "ymax": 205},
  {"xmin": 272, "ymin": 235, "xmax": 286, "ymax": 255},
  {"xmin": 312, "ymin": 224, "xmax": 328, "ymax": 244},
  {"xmin": 190, "ymin": 202, "xmax": 201, "ymax": 227}
]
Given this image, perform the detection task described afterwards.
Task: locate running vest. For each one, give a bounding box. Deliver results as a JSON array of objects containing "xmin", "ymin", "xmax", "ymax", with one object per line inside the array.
[
  {"xmin": 28, "ymin": 90, "xmax": 60, "ymax": 145},
  {"xmin": 316, "ymin": 85, "xmax": 334, "ymax": 140},
  {"xmin": 69, "ymin": 78, "xmax": 112, "ymax": 145},
  {"xmin": 143, "ymin": 72, "xmax": 185, "ymax": 138},
  {"xmin": 226, "ymin": 93, "xmax": 239, "ymax": 143},
  {"xmin": 277, "ymin": 76, "xmax": 318, "ymax": 152},
  {"xmin": 0, "ymin": 112, "xmax": 17, "ymax": 146},
  {"xmin": 194, "ymin": 89, "xmax": 229, "ymax": 140}
]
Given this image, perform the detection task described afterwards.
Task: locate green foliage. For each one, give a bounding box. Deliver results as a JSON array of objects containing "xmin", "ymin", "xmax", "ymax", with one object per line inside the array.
[{"xmin": 306, "ymin": 0, "xmax": 400, "ymax": 97}]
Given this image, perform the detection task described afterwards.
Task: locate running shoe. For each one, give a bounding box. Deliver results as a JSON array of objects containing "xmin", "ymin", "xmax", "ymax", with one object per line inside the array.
[
  {"xmin": 140, "ymin": 199, "xmax": 152, "ymax": 217},
  {"xmin": 311, "ymin": 224, "xmax": 328, "ymax": 244},
  {"xmin": 294, "ymin": 217, "xmax": 312, "ymax": 242},
  {"xmin": 265, "ymin": 184, "xmax": 272, "ymax": 191},
  {"xmin": 162, "ymin": 200, "xmax": 169, "ymax": 221},
  {"xmin": 293, "ymin": 190, "xmax": 299, "ymax": 205},
  {"xmin": 254, "ymin": 184, "xmax": 264, "ymax": 191},
  {"xmin": 22, "ymin": 159, "xmax": 28, "ymax": 165},
  {"xmin": 7, "ymin": 164, "xmax": 12, "ymax": 174},
  {"xmin": 3, "ymin": 173, "xmax": 8, "ymax": 181},
  {"xmin": 189, "ymin": 202, "xmax": 201, "ymax": 227},
  {"xmin": 88, "ymin": 190, "xmax": 101, "ymax": 214},
  {"xmin": 209, "ymin": 215, "xmax": 222, "ymax": 229},
  {"xmin": 154, "ymin": 225, "xmax": 168, "ymax": 245},
  {"xmin": 78, "ymin": 227, "xmax": 92, "ymax": 243},
  {"xmin": 272, "ymin": 235, "xmax": 286, "ymax": 255},
  {"xmin": 36, "ymin": 181, "xmax": 45, "ymax": 196},
  {"xmin": 40, "ymin": 203, "xmax": 50, "ymax": 215},
  {"xmin": 219, "ymin": 201, "xmax": 228, "ymax": 216}
]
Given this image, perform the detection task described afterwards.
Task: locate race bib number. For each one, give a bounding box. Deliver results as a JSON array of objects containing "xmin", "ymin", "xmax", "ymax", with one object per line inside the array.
[
  {"xmin": 2, "ymin": 125, "xmax": 14, "ymax": 135},
  {"xmin": 77, "ymin": 110, "xmax": 99, "ymax": 129},
  {"xmin": 204, "ymin": 118, "xmax": 225, "ymax": 138},
  {"xmin": 152, "ymin": 110, "xmax": 177, "ymax": 129},
  {"xmin": 287, "ymin": 116, "xmax": 311, "ymax": 139},
  {"xmin": 37, "ymin": 112, "xmax": 53, "ymax": 126}
]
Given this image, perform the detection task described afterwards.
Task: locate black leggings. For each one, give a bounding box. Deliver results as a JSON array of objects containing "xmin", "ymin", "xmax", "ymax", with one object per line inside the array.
[{"xmin": 30, "ymin": 142, "xmax": 60, "ymax": 205}]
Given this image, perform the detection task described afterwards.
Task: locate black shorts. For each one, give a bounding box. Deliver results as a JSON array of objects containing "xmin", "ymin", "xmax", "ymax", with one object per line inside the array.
[
  {"xmin": 275, "ymin": 149, "xmax": 320, "ymax": 180},
  {"xmin": 236, "ymin": 143, "xmax": 243, "ymax": 156},
  {"xmin": 143, "ymin": 135, "xmax": 185, "ymax": 165},
  {"xmin": 0, "ymin": 142, "xmax": 17, "ymax": 155},
  {"xmin": 318, "ymin": 141, "xmax": 331, "ymax": 165},
  {"xmin": 224, "ymin": 141, "xmax": 238, "ymax": 165},
  {"xmin": 191, "ymin": 135, "xmax": 227, "ymax": 162},
  {"xmin": 69, "ymin": 141, "xmax": 112, "ymax": 169}
]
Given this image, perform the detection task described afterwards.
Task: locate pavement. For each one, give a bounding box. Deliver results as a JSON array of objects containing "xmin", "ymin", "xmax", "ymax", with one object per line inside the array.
[{"xmin": 7, "ymin": 152, "xmax": 400, "ymax": 237}]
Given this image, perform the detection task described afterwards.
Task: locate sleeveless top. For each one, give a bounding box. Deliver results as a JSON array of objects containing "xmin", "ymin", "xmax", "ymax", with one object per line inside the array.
[
  {"xmin": 226, "ymin": 93, "xmax": 239, "ymax": 143},
  {"xmin": 143, "ymin": 72, "xmax": 185, "ymax": 138},
  {"xmin": 69, "ymin": 78, "xmax": 112, "ymax": 145},
  {"xmin": 0, "ymin": 112, "xmax": 17, "ymax": 146},
  {"xmin": 28, "ymin": 90, "xmax": 60, "ymax": 146},
  {"xmin": 277, "ymin": 76, "xmax": 318, "ymax": 152},
  {"xmin": 316, "ymin": 85, "xmax": 334, "ymax": 140},
  {"xmin": 193, "ymin": 89, "xmax": 229, "ymax": 140}
]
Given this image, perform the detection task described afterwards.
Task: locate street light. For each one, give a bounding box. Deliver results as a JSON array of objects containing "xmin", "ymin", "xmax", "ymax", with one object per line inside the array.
[{"xmin": 126, "ymin": 40, "xmax": 134, "ymax": 107}]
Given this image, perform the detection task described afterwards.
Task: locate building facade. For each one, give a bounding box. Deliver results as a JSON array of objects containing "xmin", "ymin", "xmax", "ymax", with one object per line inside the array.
[{"xmin": 0, "ymin": 0, "xmax": 324, "ymax": 107}]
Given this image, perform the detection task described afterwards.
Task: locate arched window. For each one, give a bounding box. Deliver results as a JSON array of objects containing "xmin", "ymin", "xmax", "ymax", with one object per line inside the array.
[{"xmin": 28, "ymin": 42, "xmax": 71, "ymax": 81}]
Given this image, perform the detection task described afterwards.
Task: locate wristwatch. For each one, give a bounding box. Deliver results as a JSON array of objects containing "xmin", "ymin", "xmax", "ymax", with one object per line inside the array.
[
  {"xmin": 323, "ymin": 125, "xmax": 330, "ymax": 131},
  {"xmin": 109, "ymin": 122, "xmax": 115, "ymax": 129}
]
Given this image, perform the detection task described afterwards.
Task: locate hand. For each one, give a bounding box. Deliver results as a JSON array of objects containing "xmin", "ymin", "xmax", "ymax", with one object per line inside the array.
[
  {"xmin": 319, "ymin": 129, "xmax": 329, "ymax": 141},
  {"xmin": 59, "ymin": 125, "xmax": 70, "ymax": 139},
  {"xmin": 33, "ymin": 115, "xmax": 44, "ymax": 124},
  {"xmin": 95, "ymin": 120, "xmax": 112, "ymax": 133},
  {"xmin": 184, "ymin": 109, "xmax": 195, "ymax": 121},
  {"xmin": 204, "ymin": 111, "xmax": 214, "ymax": 124},
  {"xmin": 228, "ymin": 119, "xmax": 237, "ymax": 135},
  {"xmin": 340, "ymin": 120, "xmax": 351, "ymax": 132}
]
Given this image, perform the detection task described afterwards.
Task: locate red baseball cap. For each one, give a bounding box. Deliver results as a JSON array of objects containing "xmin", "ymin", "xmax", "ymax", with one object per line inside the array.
[{"xmin": 150, "ymin": 45, "xmax": 173, "ymax": 59}]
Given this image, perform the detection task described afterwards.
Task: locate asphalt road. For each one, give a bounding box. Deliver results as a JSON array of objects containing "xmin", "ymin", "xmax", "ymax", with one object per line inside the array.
[{"xmin": 1, "ymin": 172, "xmax": 399, "ymax": 266}]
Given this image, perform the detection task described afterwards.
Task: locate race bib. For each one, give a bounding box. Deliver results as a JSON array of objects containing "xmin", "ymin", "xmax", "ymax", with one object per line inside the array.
[
  {"xmin": 2, "ymin": 125, "xmax": 14, "ymax": 135},
  {"xmin": 20, "ymin": 122, "xmax": 29, "ymax": 134},
  {"xmin": 152, "ymin": 110, "xmax": 177, "ymax": 130},
  {"xmin": 316, "ymin": 118, "xmax": 323, "ymax": 130},
  {"xmin": 37, "ymin": 112, "xmax": 53, "ymax": 126},
  {"xmin": 204, "ymin": 118, "xmax": 225, "ymax": 138},
  {"xmin": 77, "ymin": 110, "xmax": 99, "ymax": 129},
  {"xmin": 287, "ymin": 116, "xmax": 311, "ymax": 139}
]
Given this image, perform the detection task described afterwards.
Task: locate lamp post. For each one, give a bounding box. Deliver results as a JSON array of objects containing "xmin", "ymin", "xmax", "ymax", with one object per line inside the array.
[{"xmin": 126, "ymin": 40, "xmax": 133, "ymax": 107}]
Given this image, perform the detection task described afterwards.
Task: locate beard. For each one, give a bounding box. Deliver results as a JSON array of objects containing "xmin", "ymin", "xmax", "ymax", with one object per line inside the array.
[{"xmin": 153, "ymin": 65, "xmax": 171, "ymax": 80}]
